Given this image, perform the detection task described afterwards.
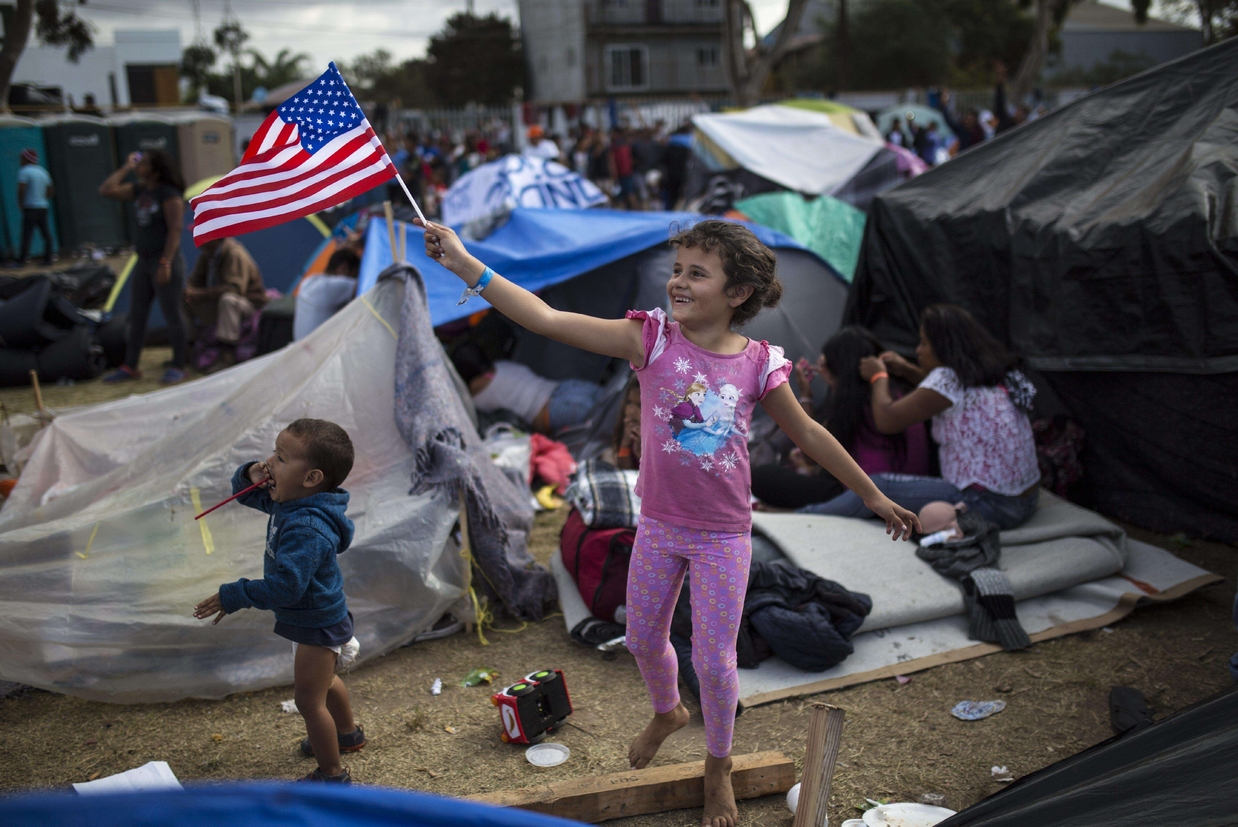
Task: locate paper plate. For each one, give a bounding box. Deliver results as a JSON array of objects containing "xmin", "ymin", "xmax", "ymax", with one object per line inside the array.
[
  {"xmin": 863, "ymin": 802, "xmax": 957, "ymax": 827},
  {"xmin": 525, "ymin": 742, "xmax": 570, "ymax": 767}
]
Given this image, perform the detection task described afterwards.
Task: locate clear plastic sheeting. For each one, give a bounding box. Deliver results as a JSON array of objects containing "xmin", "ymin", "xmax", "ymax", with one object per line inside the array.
[{"xmin": 0, "ymin": 279, "xmax": 468, "ymax": 703}]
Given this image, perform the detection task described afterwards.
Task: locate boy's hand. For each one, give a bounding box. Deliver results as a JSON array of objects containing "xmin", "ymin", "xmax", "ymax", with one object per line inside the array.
[
  {"xmin": 248, "ymin": 461, "xmax": 272, "ymax": 486},
  {"xmin": 865, "ymin": 495, "xmax": 922, "ymax": 542},
  {"xmin": 194, "ymin": 593, "xmax": 226, "ymax": 624}
]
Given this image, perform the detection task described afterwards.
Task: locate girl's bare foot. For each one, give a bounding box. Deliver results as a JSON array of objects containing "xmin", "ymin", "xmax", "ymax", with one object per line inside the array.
[
  {"xmin": 702, "ymin": 753, "xmax": 738, "ymax": 827},
  {"xmin": 628, "ymin": 703, "xmax": 690, "ymax": 769}
]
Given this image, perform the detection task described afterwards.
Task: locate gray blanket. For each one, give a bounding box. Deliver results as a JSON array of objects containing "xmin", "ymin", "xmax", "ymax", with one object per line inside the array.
[{"xmin": 390, "ymin": 265, "xmax": 555, "ymax": 619}]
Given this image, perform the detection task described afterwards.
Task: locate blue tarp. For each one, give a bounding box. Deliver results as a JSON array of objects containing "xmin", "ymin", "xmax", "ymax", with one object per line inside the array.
[
  {"xmin": 357, "ymin": 208, "xmax": 830, "ymax": 328},
  {"xmin": 0, "ymin": 783, "xmax": 584, "ymax": 827}
]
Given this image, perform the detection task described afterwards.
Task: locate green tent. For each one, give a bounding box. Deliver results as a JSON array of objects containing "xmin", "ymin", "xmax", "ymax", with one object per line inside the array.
[{"xmin": 735, "ymin": 191, "xmax": 867, "ymax": 281}]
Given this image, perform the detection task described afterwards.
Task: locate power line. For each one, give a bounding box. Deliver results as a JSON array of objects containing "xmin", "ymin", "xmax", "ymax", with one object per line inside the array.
[{"xmin": 85, "ymin": 3, "xmax": 443, "ymax": 37}]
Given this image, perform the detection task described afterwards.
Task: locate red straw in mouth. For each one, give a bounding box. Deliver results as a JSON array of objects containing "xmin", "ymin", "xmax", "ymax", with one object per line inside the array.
[{"xmin": 195, "ymin": 479, "xmax": 269, "ymax": 520}]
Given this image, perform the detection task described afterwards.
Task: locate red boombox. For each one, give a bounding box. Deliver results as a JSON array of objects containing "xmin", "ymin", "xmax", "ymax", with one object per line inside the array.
[{"xmin": 491, "ymin": 668, "xmax": 573, "ymax": 744}]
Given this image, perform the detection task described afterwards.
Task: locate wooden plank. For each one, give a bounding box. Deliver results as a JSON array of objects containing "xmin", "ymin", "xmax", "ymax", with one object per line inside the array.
[
  {"xmin": 468, "ymin": 750, "xmax": 796, "ymax": 823},
  {"xmin": 792, "ymin": 703, "xmax": 845, "ymax": 827}
]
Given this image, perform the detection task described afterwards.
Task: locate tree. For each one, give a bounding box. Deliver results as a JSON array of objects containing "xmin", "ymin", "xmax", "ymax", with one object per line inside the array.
[
  {"xmin": 344, "ymin": 48, "xmax": 437, "ymax": 109},
  {"xmin": 0, "ymin": 0, "xmax": 95, "ymax": 113},
  {"xmin": 425, "ymin": 13, "xmax": 524, "ymax": 106},
  {"xmin": 1158, "ymin": 0, "xmax": 1238, "ymax": 43},
  {"xmin": 180, "ymin": 43, "xmax": 217, "ymax": 99},
  {"xmin": 250, "ymin": 48, "xmax": 310, "ymax": 90},
  {"xmin": 725, "ymin": 0, "xmax": 812, "ymax": 106},
  {"xmin": 213, "ymin": 15, "xmax": 250, "ymax": 111}
]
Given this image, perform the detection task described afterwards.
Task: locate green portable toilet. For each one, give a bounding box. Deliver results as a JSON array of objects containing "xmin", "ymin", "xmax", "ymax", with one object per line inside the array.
[
  {"xmin": 42, "ymin": 116, "xmax": 126, "ymax": 251},
  {"xmin": 0, "ymin": 117, "xmax": 59, "ymax": 261},
  {"xmin": 108, "ymin": 114, "xmax": 182, "ymax": 243}
]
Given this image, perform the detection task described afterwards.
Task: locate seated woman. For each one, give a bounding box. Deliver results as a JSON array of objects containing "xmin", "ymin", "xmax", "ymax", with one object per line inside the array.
[
  {"xmin": 450, "ymin": 342, "xmax": 604, "ymax": 435},
  {"xmin": 599, "ymin": 375, "xmax": 641, "ymax": 471},
  {"xmin": 801, "ymin": 304, "xmax": 1040, "ymax": 530},
  {"xmin": 752, "ymin": 326, "xmax": 930, "ymax": 509}
]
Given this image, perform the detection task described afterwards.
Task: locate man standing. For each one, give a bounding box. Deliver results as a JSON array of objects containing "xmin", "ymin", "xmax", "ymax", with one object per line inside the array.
[
  {"xmin": 184, "ymin": 237, "xmax": 267, "ymax": 372},
  {"xmin": 15, "ymin": 148, "xmax": 54, "ymax": 266}
]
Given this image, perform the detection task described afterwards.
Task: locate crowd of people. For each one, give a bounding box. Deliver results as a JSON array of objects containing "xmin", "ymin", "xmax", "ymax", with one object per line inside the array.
[
  {"xmin": 381, "ymin": 118, "xmax": 696, "ymax": 218},
  {"xmin": 889, "ymin": 70, "xmax": 1048, "ymax": 167}
]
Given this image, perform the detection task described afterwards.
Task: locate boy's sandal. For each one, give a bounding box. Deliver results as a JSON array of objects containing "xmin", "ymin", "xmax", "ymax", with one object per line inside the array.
[
  {"xmin": 301, "ymin": 726, "xmax": 366, "ymax": 757},
  {"xmin": 300, "ymin": 767, "xmax": 351, "ymax": 783}
]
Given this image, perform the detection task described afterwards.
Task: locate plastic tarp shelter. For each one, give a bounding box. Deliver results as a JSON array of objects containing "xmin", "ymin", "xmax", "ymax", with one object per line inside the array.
[
  {"xmin": 0, "ymin": 278, "xmax": 473, "ymax": 703},
  {"xmin": 692, "ymin": 105, "xmax": 883, "ymax": 197},
  {"xmin": 0, "ymin": 782, "xmax": 585, "ymax": 827},
  {"xmin": 776, "ymin": 98, "xmax": 886, "ymax": 143},
  {"xmin": 442, "ymin": 153, "xmax": 606, "ymax": 227},
  {"xmin": 936, "ymin": 686, "xmax": 1238, "ymax": 827},
  {"xmin": 734, "ymin": 191, "xmax": 867, "ymax": 281},
  {"xmin": 847, "ymin": 37, "xmax": 1238, "ymax": 540}
]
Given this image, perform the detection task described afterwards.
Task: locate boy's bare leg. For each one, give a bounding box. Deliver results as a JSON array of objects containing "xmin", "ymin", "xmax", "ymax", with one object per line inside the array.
[
  {"xmin": 627, "ymin": 702, "xmax": 690, "ymax": 769},
  {"xmin": 295, "ymin": 644, "xmax": 344, "ymax": 776},
  {"xmin": 325, "ymin": 675, "xmax": 357, "ymax": 735},
  {"xmin": 702, "ymin": 753, "xmax": 737, "ymax": 827}
]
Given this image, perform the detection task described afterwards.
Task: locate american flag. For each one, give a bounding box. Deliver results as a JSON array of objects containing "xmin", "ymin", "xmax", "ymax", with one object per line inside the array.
[{"xmin": 190, "ymin": 62, "xmax": 395, "ymax": 245}]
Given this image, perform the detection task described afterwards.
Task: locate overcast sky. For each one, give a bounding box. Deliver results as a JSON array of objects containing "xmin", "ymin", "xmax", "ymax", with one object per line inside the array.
[{"xmin": 76, "ymin": 0, "xmax": 1148, "ymax": 73}]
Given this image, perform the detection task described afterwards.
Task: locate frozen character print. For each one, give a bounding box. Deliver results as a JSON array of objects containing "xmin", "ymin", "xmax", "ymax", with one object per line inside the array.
[
  {"xmin": 677, "ymin": 382, "xmax": 745, "ymax": 457},
  {"xmin": 669, "ymin": 382, "xmax": 712, "ymax": 435}
]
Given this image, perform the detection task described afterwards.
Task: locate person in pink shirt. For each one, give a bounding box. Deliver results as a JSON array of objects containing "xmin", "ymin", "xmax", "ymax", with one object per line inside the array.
[{"xmin": 417, "ymin": 217, "xmax": 919, "ymax": 827}]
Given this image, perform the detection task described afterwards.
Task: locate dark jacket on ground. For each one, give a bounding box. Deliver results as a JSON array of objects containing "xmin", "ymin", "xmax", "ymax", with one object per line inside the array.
[
  {"xmin": 218, "ymin": 462, "xmax": 354, "ymax": 628},
  {"xmin": 672, "ymin": 560, "xmax": 873, "ymax": 673}
]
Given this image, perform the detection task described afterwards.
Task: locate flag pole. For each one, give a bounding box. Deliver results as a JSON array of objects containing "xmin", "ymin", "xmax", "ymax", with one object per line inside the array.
[{"xmin": 392, "ymin": 174, "xmax": 427, "ymax": 224}]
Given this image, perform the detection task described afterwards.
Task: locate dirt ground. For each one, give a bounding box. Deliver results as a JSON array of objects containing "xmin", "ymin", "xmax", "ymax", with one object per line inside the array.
[{"xmin": 0, "ymin": 360, "xmax": 1235, "ymax": 825}]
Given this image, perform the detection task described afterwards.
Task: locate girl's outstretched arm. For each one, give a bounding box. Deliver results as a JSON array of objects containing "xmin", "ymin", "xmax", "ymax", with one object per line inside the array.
[
  {"xmin": 761, "ymin": 383, "xmax": 922, "ymax": 541},
  {"xmin": 417, "ymin": 219, "xmax": 646, "ymax": 366}
]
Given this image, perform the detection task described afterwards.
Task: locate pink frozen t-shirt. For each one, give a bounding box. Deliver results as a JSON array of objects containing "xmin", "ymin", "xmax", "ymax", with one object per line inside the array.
[{"xmin": 628, "ymin": 309, "xmax": 791, "ymax": 533}]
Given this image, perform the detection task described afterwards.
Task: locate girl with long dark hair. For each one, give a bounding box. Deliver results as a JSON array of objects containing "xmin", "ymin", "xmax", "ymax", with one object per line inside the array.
[
  {"xmin": 752, "ymin": 326, "xmax": 930, "ymax": 509},
  {"xmin": 801, "ymin": 304, "xmax": 1040, "ymax": 529},
  {"xmin": 99, "ymin": 149, "xmax": 188, "ymax": 384}
]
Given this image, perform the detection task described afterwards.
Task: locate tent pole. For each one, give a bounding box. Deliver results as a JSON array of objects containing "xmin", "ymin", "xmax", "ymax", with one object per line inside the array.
[{"xmin": 383, "ymin": 201, "xmax": 399, "ymax": 265}]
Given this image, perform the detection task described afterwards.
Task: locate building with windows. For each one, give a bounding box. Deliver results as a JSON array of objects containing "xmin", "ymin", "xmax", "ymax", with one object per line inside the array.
[
  {"xmin": 5, "ymin": 22, "xmax": 183, "ymax": 110},
  {"xmin": 518, "ymin": 0, "xmax": 729, "ymax": 102}
]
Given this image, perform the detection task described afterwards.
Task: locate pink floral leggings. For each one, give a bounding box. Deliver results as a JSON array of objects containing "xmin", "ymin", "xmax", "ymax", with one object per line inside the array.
[{"xmin": 625, "ymin": 516, "xmax": 751, "ymax": 758}]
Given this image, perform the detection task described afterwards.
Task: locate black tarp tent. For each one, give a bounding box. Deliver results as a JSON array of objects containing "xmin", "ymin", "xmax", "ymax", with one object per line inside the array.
[
  {"xmin": 937, "ymin": 686, "xmax": 1238, "ymax": 826},
  {"xmin": 846, "ymin": 38, "xmax": 1238, "ymax": 540}
]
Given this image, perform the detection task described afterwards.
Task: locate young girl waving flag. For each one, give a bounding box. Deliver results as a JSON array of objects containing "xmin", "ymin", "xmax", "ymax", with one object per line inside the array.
[{"xmin": 418, "ymin": 218, "xmax": 920, "ymax": 827}]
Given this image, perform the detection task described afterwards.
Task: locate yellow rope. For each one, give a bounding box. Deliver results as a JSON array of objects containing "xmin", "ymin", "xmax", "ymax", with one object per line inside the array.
[{"xmin": 359, "ymin": 296, "xmax": 397, "ymax": 340}]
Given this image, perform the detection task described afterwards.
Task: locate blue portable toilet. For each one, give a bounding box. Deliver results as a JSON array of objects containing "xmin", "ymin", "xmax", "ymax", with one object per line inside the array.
[{"xmin": 0, "ymin": 116, "xmax": 59, "ymax": 260}]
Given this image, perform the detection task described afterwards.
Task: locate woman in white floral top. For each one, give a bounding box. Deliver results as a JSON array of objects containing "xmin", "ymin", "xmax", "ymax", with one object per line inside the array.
[{"xmin": 800, "ymin": 304, "xmax": 1040, "ymax": 530}]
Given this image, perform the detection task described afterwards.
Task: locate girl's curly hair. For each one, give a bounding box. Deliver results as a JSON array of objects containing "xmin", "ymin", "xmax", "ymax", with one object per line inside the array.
[{"xmin": 669, "ymin": 220, "xmax": 782, "ymax": 326}]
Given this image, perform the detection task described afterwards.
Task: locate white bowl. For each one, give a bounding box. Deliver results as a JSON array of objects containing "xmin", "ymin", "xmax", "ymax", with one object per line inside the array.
[{"xmin": 525, "ymin": 742, "xmax": 570, "ymax": 767}]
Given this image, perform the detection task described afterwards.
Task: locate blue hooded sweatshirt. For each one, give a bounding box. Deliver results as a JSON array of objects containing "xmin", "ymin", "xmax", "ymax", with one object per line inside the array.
[{"xmin": 218, "ymin": 462, "xmax": 354, "ymax": 628}]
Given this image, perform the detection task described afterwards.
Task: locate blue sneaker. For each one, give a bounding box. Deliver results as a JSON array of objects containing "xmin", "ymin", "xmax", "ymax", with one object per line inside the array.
[
  {"xmin": 102, "ymin": 366, "xmax": 141, "ymax": 383},
  {"xmin": 159, "ymin": 367, "xmax": 186, "ymax": 385}
]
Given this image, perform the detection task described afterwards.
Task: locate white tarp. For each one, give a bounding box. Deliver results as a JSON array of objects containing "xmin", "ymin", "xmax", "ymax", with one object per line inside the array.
[
  {"xmin": 442, "ymin": 153, "xmax": 607, "ymax": 227},
  {"xmin": 0, "ymin": 279, "xmax": 468, "ymax": 703},
  {"xmin": 692, "ymin": 105, "xmax": 882, "ymax": 196}
]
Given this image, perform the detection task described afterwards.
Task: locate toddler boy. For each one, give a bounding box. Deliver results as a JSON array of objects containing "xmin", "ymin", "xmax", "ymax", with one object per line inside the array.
[{"xmin": 194, "ymin": 418, "xmax": 364, "ymax": 782}]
